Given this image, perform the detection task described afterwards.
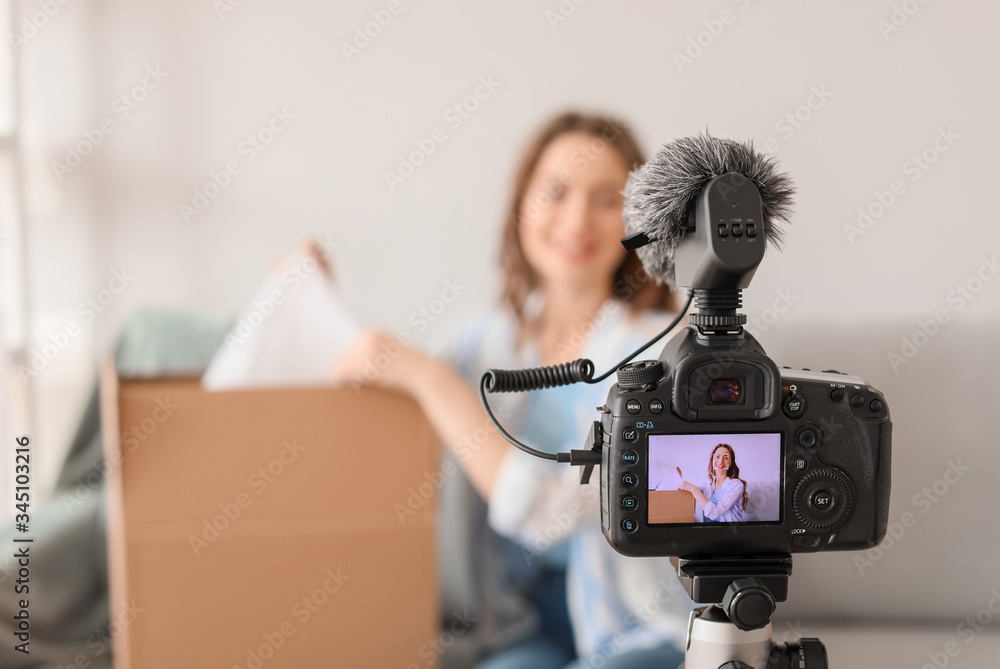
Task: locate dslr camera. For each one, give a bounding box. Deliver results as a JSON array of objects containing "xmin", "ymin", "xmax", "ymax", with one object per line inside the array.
[{"xmin": 598, "ymin": 172, "xmax": 892, "ymax": 560}]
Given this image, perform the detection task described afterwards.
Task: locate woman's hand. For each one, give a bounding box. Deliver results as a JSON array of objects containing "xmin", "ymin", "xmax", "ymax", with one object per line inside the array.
[
  {"xmin": 329, "ymin": 327, "xmax": 439, "ymax": 396},
  {"xmin": 675, "ymin": 467, "xmax": 694, "ymax": 493}
]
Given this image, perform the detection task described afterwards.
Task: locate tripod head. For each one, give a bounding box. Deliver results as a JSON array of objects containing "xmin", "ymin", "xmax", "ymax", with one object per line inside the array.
[{"xmin": 672, "ymin": 556, "xmax": 828, "ymax": 669}]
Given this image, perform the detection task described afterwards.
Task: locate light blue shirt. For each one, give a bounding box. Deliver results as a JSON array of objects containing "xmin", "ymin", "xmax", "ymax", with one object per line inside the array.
[
  {"xmin": 429, "ymin": 294, "xmax": 695, "ymax": 658},
  {"xmin": 699, "ymin": 477, "xmax": 748, "ymax": 523}
]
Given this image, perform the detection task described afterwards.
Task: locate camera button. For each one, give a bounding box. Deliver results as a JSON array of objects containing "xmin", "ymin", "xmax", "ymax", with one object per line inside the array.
[
  {"xmin": 648, "ymin": 399, "xmax": 664, "ymax": 415},
  {"xmin": 796, "ymin": 427, "xmax": 819, "ymax": 449},
  {"xmin": 622, "ymin": 450, "xmax": 639, "ymax": 466},
  {"xmin": 782, "ymin": 394, "xmax": 806, "ymax": 418},
  {"xmin": 717, "ymin": 223, "xmax": 729, "ymax": 238},
  {"xmin": 745, "ymin": 223, "xmax": 757, "ymax": 237},
  {"xmin": 792, "ymin": 458, "xmax": 807, "ymax": 471},
  {"xmin": 622, "ymin": 428, "xmax": 638, "ymax": 443},
  {"xmin": 791, "ymin": 534, "xmax": 821, "ymax": 548},
  {"xmin": 626, "ymin": 399, "xmax": 642, "ymax": 414},
  {"xmin": 622, "ymin": 473, "xmax": 638, "ymax": 488},
  {"xmin": 622, "ymin": 496, "xmax": 638, "ymax": 511},
  {"xmin": 621, "ymin": 518, "xmax": 638, "ymax": 534},
  {"xmin": 830, "ymin": 388, "xmax": 844, "ymax": 402},
  {"xmin": 870, "ymin": 398, "xmax": 884, "ymax": 413},
  {"xmin": 809, "ymin": 489, "xmax": 836, "ymax": 514},
  {"xmin": 732, "ymin": 223, "xmax": 743, "ymax": 237},
  {"xmin": 850, "ymin": 393, "xmax": 865, "ymax": 408}
]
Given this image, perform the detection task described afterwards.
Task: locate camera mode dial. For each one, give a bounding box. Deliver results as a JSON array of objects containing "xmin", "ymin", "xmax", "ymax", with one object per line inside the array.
[
  {"xmin": 792, "ymin": 468, "xmax": 854, "ymax": 530},
  {"xmin": 616, "ymin": 360, "xmax": 664, "ymax": 390}
]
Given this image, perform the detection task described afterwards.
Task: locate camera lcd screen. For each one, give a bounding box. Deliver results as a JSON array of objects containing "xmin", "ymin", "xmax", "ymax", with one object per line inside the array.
[{"xmin": 647, "ymin": 433, "xmax": 781, "ymax": 524}]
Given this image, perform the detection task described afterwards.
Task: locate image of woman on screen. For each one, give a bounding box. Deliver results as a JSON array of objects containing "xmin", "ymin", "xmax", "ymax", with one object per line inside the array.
[{"xmin": 677, "ymin": 444, "xmax": 749, "ymax": 522}]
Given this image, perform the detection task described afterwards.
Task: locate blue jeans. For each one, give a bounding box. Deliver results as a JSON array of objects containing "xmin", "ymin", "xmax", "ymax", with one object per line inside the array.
[
  {"xmin": 474, "ymin": 563, "xmax": 576, "ymax": 669},
  {"xmin": 472, "ymin": 560, "xmax": 684, "ymax": 669},
  {"xmin": 566, "ymin": 643, "xmax": 685, "ymax": 669},
  {"xmin": 477, "ymin": 639, "xmax": 684, "ymax": 669}
]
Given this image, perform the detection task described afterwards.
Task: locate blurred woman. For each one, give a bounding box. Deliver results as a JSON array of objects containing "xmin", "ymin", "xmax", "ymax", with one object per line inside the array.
[{"xmin": 332, "ymin": 112, "xmax": 692, "ymax": 668}]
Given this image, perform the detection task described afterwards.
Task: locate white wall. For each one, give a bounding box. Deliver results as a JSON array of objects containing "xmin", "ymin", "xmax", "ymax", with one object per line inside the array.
[
  {"xmin": 16, "ymin": 0, "xmax": 1000, "ymax": 497},
  {"xmin": 649, "ymin": 433, "xmax": 782, "ymax": 491}
]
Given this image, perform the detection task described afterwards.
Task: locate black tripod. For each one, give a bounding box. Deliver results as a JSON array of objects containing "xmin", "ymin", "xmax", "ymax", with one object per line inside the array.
[{"xmin": 672, "ymin": 556, "xmax": 827, "ymax": 668}]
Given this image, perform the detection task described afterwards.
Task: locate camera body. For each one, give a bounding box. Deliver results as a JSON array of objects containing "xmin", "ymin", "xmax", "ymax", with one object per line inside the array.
[{"xmin": 597, "ymin": 326, "xmax": 892, "ymax": 558}]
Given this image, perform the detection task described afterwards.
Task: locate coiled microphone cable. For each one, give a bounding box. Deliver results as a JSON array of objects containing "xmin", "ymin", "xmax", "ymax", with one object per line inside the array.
[{"xmin": 478, "ymin": 290, "xmax": 693, "ymax": 463}]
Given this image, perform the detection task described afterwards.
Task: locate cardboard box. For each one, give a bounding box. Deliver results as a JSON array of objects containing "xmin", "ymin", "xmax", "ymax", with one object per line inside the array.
[
  {"xmin": 647, "ymin": 490, "xmax": 696, "ymax": 524},
  {"xmin": 100, "ymin": 361, "xmax": 440, "ymax": 668}
]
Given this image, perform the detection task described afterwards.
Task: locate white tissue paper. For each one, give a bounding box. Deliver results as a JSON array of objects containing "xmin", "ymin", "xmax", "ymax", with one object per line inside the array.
[{"xmin": 201, "ymin": 269, "xmax": 361, "ymax": 391}]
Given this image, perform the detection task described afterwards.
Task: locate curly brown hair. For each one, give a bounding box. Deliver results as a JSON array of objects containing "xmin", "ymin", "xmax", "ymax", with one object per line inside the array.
[{"xmin": 497, "ymin": 112, "xmax": 678, "ymax": 342}]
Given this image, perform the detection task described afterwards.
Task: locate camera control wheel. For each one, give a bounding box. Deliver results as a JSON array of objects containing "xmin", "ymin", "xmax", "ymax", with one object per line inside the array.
[
  {"xmin": 792, "ymin": 468, "xmax": 854, "ymax": 530},
  {"xmin": 615, "ymin": 360, "xmax": 663, "ymax": 390}
]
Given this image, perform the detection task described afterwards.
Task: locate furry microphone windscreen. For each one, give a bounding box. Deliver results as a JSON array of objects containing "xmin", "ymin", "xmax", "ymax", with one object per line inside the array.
[{"xmin": 623, "ymin": 133, "xmax": 796, "ymax": 287}]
